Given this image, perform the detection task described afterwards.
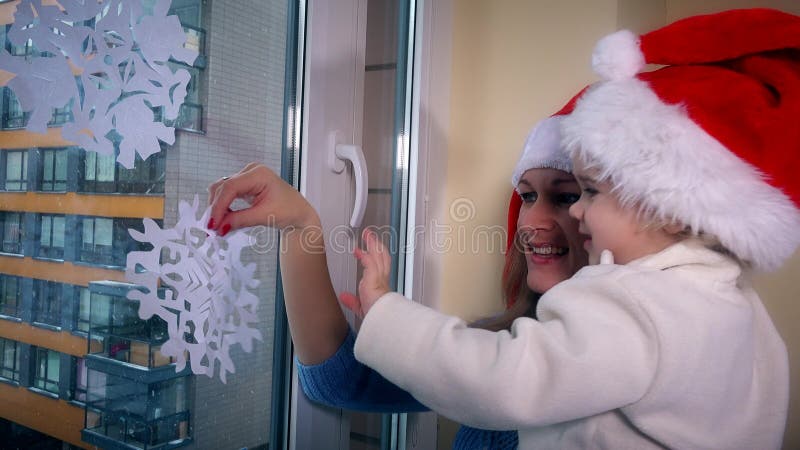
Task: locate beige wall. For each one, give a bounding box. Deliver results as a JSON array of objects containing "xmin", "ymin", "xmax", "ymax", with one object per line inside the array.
[{"xmin": 438, "ymin": 1, "xmax": 800, "ymax": 448}]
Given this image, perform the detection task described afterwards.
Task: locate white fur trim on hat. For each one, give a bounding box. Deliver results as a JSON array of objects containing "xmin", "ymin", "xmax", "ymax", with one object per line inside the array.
[
  {"xmin": 561, "ymin": 79, "xmax": 800, "ymax": 272},
  {"xmin": 592, "ymin": 29, "xmax": 645, "ymax": 80},
  {"xmin": 511, "ymin": 116, "xmax": 572, "ymax": 188}
]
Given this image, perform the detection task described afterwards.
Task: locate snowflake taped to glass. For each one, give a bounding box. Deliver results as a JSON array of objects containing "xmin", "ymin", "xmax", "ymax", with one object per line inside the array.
[
  {"xmin": 0, "ymin": 0, "xmax": 197, "ymax": 168},
  {"xmin": 126, "ymin": 196, "xmax": 262, "ymax": 383}
]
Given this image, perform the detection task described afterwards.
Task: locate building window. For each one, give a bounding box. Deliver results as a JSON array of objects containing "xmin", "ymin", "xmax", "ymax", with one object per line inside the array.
[
  {"xmin": 80, "ymin": 217, "xmax": 152, "ymax": 267},
  {"xmin": 3, "ymin": 24, "xmax": 35, "ymax": 58},
  {"xmin": 33, "ymin": 280, "xmax": 62, "ymax": 327},
  {"xmin": 84, "ymin": 372, "xmax": 190, "ymax": 448},
  {"xmin": 0, "ymin": 337, "xmax": 20, "ymax": 382},
  {"xmin": 80, "ymin": 149, "xmax": 165, "ymax": 194},
  {"xmin": 3, "ymin": 150, "xmax": 28, "ymax": 191},
  {"xmin": 37, "ymin": 214, "xmax": 65, "ymax": 259},
  {"xmin": 33, "ymin": 347, "xmax": 60, "ymax": 395},
  {"xmin": 2, "ymin": 87, "xmax": 28, "ymax": 129},
  {"xmin": 70, "ymin": 357, "xmax": 104, "ymax": 404},
  {"xmin": 80, "ymin": 217, "xmax": 113, "ymax": 265},
  {"xmin": 0, "ymin": 211, "xmax": 23, "ymax": 254},
  {"xmin": 48, "ymin": 100, "xmax": 74, "ymax": 126},
  {"xmin": 75, "ymin": 287, "xmax": 91, "ymax": 333},
  {"xmin": 0, "ymin": 275, "xmax": 20, "ymax": 317},
  {"xmin": 39, "ymin": 148, "xmax": 68, "ymax": 192}
]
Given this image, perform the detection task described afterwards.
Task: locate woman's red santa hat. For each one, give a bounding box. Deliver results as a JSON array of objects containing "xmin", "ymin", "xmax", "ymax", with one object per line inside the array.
[{"xmin": 561, "ymin": 8, "xmax": 800, "ymax": 272}]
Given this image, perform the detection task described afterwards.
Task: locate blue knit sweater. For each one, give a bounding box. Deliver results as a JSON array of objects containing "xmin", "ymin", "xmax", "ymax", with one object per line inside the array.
[{"xmin": 297, "ymin": 329, "xmax": 518, "ymax": 450}]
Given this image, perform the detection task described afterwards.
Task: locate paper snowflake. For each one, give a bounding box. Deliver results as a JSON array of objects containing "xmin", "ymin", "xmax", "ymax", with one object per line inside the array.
[
  {"xmin": 0, "ymin": 0, "xmax": 197, "ymax": 168},
  {"xmin": 126, "ymin": 196, "xmax": 262, "ymax": 383}
]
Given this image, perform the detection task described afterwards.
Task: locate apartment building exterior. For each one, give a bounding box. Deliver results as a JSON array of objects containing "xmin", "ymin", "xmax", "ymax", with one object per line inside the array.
[{"xmin": 0, "ymin": 1, "xmax": 287, "ymax": 448}]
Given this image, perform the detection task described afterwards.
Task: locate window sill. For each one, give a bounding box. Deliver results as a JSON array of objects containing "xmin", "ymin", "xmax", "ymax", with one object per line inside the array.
[
  {"xmin": 32, "ymin": 255, "xmax": 66, "ymax": 263},
  {"xmin": 0, "ymin": 377, "xmax": 20, "ymax": 387},
  {"xmin": 71, "ymin": 329, "xmax": 89, "ymax": 338},
  {"xmin": 32, "ymin": 322, "xmax": 62, "ymax": 332},
  {"xmin": 0, "ymin": 314, "xmax": 22, "ymax": 323},
  {"xmin": 75, "ymin": 191, "xmax": 165, "ymax": 197},
  {"xmin": 0, "ymin": 252, "xmax": 24, "ymax": 258},
  {"xmin": 72, "ymin": 260, "xmax": 125, "ymax": 271},
  {"xmin": 67, "ymin": 399, "xmax": 86, "ymax": 408},
  {"xmin": 27, "ymin": 386, "xmax": 59, "ymax": 400}
]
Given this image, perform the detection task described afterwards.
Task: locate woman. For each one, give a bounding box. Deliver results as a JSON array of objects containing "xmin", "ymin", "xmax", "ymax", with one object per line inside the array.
[{"xmin": 207, "ymin": 112, "xmax": 588, "ymax": 449}]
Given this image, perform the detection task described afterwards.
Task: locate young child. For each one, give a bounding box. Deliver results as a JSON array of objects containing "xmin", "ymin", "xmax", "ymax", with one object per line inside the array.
[{"xmin": 347, "ymin": 9, "xmax": 799, "ymax": 449}]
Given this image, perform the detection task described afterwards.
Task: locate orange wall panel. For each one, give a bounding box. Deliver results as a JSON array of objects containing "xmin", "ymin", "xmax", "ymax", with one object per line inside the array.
[
  {"xmin": 0, "ymin": 383, "xmax": 98, "ymax": 449},
  {"xmin": 0, "ymin": 192, "xmax": 164, "ymax": 219},
  {"xmin": 0, "ymin": 256, "xmax": 125, "ymax": 286}
]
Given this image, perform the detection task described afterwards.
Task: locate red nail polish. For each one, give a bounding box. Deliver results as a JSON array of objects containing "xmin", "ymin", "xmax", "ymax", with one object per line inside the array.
[
  {"xmin": 207, "ymin": 218, "xmax": 216, "ymax": 229},
  {"xmin": 220, "ymin": 223, "xmax": 231, "ymax": 236}
]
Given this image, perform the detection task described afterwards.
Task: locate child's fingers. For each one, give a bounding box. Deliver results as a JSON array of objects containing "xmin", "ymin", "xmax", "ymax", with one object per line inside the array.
[{"xmin": 339, "ymin": 292, "xmax": 364, "ymax": 318}]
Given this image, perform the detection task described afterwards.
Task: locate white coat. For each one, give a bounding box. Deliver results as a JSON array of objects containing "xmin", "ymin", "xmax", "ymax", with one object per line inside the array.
[{"xmin": 354, "ymin": 240, "xmax": 788, "ymax": 449}]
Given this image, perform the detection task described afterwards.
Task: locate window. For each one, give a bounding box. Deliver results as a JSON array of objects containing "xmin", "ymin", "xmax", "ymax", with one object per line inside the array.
[
  {"xmin": 0, "ymin": 211, "xmax": 23, "ymax": 254},
  {"xmin": 2, "ymin": 87, "xmax": 28, "ymax": 129},
  {"xmin": 75, "ymin": 287, "xmax": 91, "ymax": 333},
  {"xmin": 81, "ymin": 150, "xmax": 116, "ymax": 193},
  {"xmin": 80, "ymin": 149, "xmax": 165, "ymax": 194},
  {"xmin": 80, "ymin": 217, "xmax": 113, "ymax": 265},
  {"xmin": 70, "ymin": 357, "xmax": 88, "ymax": 402},
  {"xmin": 33, "ymin": 347, "xmax": 60, "ymax": 395},
  {"xmin": 4, "ymin": 150, "xmax": 28, "ymax": 191},
  {"xmin": 33, "ymin": 280, "xmax": 62, "ymax": 327},
  {"xmin": 0, "ymin": 275, "xmax": 20, "ymax": 317},
  {"xmin": 0, "ymin": 338, "xmax": 20, "ymax": 382},
  {"xmin": 84, "ymin": 371, "xmax": 189, "ymax": 448},
  {"xmin": 39, "ymin": 148, "xmax": 68, "ymax": 192},
  {"xmin": 48, "ymin": 100, "xmax": 74, "ymax": 126},
  {"xmin": 80, "ymin": 217, "xmax": 153, "ymax": 267},
  {"xmin": 70, "ymin": 357, "xmax": 104, "ymax": 404},
  {"xmin": 3, "ymin": 24, "xmax": 35, "ymax": 58},
  {"xmin": 37, "ymin": 214, "xmax": 65, "ymax": 259}
]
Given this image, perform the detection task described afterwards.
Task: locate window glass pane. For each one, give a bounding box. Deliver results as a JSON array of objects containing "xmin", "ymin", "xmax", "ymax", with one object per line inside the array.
[
  {"xmin": 85, "ymin": 151, "xmax": 96, "ymax": 181},
  {"xmin": 5, "ymin": 151, "xmax": 29, "ymax": 190},
  {"xmin": 7, "ymin": 152, "xmax": 20, "ymax": 176},
  {"xmin": 77, "ymin": 288, "xmax": 91, "ymax": 333},
  {"xmin": 0, "ymin": 1, "xmax": 295, "ymax": 448},
  {"xmin": 40, "ymin": 216, "xmax": 51, "ymax": 247},
  {"xmin": 2, "ymin": 212, "xmax": 22, "ymax": 254},
  {"xmin": 96, "ymin": 154, "xmax": 115, "ymax": 182},
  {"xmin": 52, "ymin": 216, "xmax": 65, "ymax": 248},
  {"xmin": 95, "ymin": 218, "xmax": 113, "ymax": 246},
  {"xmin": 82, "ymin": 218, "xmax": 93, "ymax": 245},
  {"xmin": 43, "ymin": 150, "xmax": 54, "ymax": 182}
]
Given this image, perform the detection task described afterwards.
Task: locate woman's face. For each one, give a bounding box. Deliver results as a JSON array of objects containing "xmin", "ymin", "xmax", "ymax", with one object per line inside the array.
[{"xmin": 516, "ymin": 168, "xmax": 588, "ymax": 293}]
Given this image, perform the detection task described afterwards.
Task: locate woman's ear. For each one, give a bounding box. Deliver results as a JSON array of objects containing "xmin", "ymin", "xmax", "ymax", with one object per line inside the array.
[{"xmin": 663, "ymin": 222, "xmax": 687, "ymax": 236}]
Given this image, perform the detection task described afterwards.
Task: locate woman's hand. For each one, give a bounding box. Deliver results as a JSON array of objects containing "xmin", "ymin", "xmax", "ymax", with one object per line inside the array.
[
  {"xmin": 207, "ymin": 163, "xmax": 320, "ymax": 235},
  {"xmin": 340, "ymin": 228, "xmax": 392, "ymax": 319}
]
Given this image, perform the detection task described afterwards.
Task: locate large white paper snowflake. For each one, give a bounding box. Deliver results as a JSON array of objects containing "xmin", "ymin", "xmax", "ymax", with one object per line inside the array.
[
  {"xmin": 0, "ymin": 0, "xmax": 197, "ymax": 168},
  {"xmin": 126, "ymin": 196, "xmax": 262, "ymax": 383}
]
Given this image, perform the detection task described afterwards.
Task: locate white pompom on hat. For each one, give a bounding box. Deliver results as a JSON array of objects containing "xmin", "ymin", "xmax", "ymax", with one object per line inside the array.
[{"xmin": 562, "ymin": 8, "xmax": 800, "ymax": 272}]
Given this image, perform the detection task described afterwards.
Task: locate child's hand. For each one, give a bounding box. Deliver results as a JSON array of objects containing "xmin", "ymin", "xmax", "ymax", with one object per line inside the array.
[
  {"xmin": 207, "ymin": 163, "xmax": 320, "ymax": 235},
  {"xmin": 340, "ymin": 229, "xmax": 392, "ymax": 319}
]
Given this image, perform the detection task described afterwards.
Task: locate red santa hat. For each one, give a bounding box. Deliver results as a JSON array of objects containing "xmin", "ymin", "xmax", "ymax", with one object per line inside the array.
[
  {"xmin": 561, "ymin": 8, "xmax": 800, "ymax": 272},
  {"xmin": 506, "ymin": 90, "xmax": 587, "ymax": 251}
]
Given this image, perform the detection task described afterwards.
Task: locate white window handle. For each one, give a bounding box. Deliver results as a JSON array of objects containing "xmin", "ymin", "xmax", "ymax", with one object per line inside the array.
[{"xmin": 330, "ymin": 142, "xmax": 369, "ymax": 228}]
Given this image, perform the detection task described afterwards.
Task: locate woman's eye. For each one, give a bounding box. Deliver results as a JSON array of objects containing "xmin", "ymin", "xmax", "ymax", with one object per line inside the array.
[
  {"xmin": 581, "ymin": 187, "xmax": 599, "ymax": 198},
  {"xmin": 519, "ymin": 191, "xmax": 538, "ymax": 203},
  {"xmin": 557, "ymin": 193, "xmax": 580, "ymax": 205}
]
